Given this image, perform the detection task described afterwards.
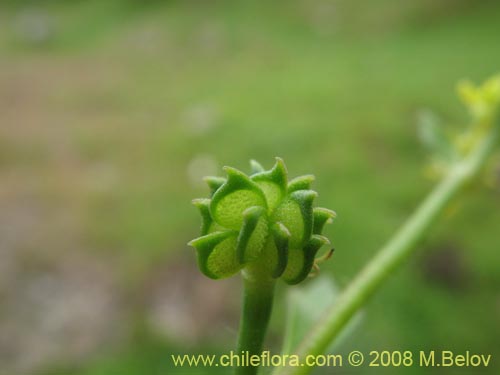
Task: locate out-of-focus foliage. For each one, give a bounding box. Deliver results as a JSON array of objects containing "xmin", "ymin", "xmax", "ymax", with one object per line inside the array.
[{"xmin": 418, "ymin": 75, "xmax": 500, "ymax": 178}]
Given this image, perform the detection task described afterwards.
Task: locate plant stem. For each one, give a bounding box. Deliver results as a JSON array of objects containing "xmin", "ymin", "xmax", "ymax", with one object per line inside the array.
[
  {"xmin": 235, "ymin": 271, "xmax": 276, "ymax": 375},
  {"xmin": 275, "ymin": 130, "xmax": 497, "ymax": 375}
]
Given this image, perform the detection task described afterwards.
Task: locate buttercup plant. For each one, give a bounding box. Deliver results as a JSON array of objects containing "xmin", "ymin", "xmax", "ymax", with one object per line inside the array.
[
  {"xmin": 189, "ymin": 75, "xmax": 500, "ymax": 375},
  {"xmin": 189, "ymin": 158, "xmax": 335, "ymax": 374}
]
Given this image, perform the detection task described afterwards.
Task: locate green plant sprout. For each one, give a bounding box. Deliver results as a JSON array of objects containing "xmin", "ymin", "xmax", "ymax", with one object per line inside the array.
[
  {"xmin": 189, "ymin": 157, "xmax": 335, "ymax": 375},
  {"xmin": 189, "ymin": 75, "xmax": 500, "ymax": 375}
]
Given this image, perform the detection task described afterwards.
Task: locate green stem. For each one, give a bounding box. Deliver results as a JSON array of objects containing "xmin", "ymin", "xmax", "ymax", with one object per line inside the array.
[
  {"xmin": 275, "ymin": 130, "xmax": 497, "ymax": 375},
  {"xmin": 235, "ymin": 271, "xmax": 276, "ymax": 375}
]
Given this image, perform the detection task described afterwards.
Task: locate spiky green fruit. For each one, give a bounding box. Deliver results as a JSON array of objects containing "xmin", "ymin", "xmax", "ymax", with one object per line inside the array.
[{"xmin": 188, "ymin": 158, "xmax": 335, "ymax": 285}]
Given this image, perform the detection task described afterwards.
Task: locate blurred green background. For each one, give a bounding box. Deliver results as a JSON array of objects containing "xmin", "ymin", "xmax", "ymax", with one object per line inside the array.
[{"xmin": 1, "ymin": 0, "xmax": 499, "ymax": 374}]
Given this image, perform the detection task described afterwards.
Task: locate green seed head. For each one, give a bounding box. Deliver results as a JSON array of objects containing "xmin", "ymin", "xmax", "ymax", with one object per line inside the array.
[{"xmin": 188, "ymin": 158, "xmax": 335, "ymax": 285}]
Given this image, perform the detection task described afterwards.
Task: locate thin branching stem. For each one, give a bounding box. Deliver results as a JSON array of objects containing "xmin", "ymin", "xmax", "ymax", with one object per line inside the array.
[{"xmin": 274, "ymin": 130, "xmax": 497, "ymax": 375}]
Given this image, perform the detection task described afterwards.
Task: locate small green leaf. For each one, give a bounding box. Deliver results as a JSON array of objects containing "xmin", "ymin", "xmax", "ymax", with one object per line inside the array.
[
  {"xmin": 281, "ymin": 247, "xmax": 303, "ymax": 284},
  {"xmin": 313, "ymin": 207, "xmax": 336, "ymax": 235},
  {"xmin": 210, "ymin": 167, "xmax": 267, "ymax": 230},
  {"xmin": 283, "ymin": 235, "xmax": 329, "ymax": 285},
  {"xmin": 251, "ymin": 157, "xmax": 288, "ymax": 211},
  {"xmin": 206, "ymin": 236, "xmax": 241, "ymax": 279},
  {"xmin": 290, "ymin": 191, "xmax": 317, "ymax": 238},
  {"xmin": 192, "ymin": 198, "xmax": 212, "ymax": 235},
  {"xmin": 188, "ymin": 231, "xmax": 240, "ymax": 279},
  {"xmin": 287, "ymin": 174, "xmax": 315, "ymax": 193},
  {"xmin": 249, "ymin": 240, "xmax": 276, "ymax": 278},
  {"xmin": 236, "ymin": 206, "xmax": 268, "ymax": 264},
  {"xmin": 271, "ymin": 222, "xmax": 290, "ymax": 278},
  {"xmin": 249, "ymin": 159, "xmax": 265, "ymax": 175},
  {"xmin": 274, "ymin": 190, "xmax": 316, "ymax": 248},
  {"xmin": 204, "ymin": 176, "xmax": 227, "ymax": 196}
]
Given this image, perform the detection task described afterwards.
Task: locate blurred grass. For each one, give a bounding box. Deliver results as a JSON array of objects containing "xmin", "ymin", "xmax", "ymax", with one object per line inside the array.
[{"xmin": 1, "ymin": 0, "xmax": 500, "ymax": 374}]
